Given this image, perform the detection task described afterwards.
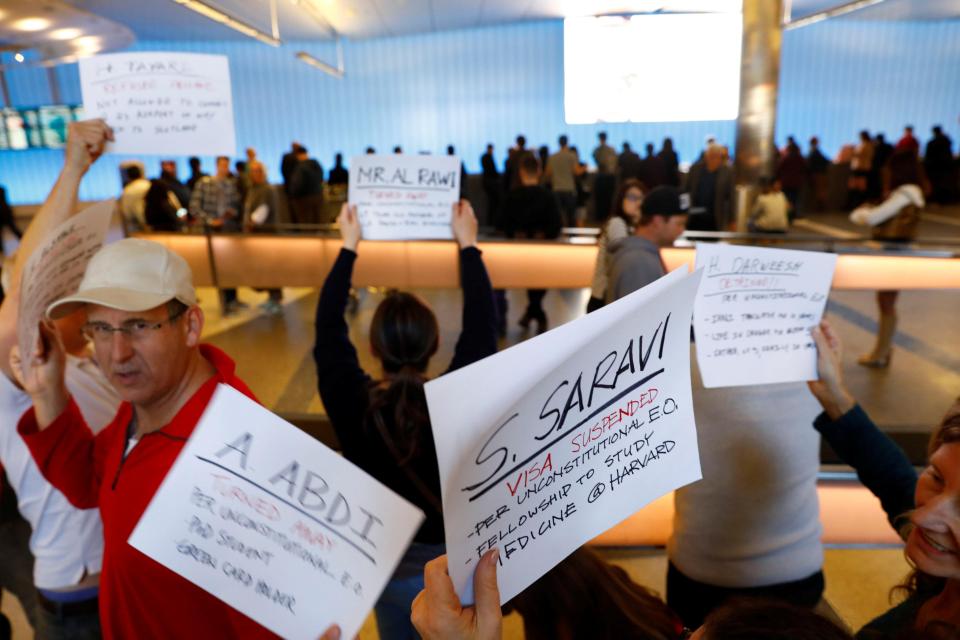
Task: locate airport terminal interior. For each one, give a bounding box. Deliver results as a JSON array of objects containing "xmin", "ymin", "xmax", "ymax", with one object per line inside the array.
[{"xmin": 2, "ymin": 0, "xmax": 960, "ymax": 638}]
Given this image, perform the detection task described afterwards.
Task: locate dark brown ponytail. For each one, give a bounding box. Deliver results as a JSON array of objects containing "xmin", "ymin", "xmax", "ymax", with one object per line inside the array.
[{"xmin": 367, "ymin": 292, "xmax": 439, "ymax": 465}]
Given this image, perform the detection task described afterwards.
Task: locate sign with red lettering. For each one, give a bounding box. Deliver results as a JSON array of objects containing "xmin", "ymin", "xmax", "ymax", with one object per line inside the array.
[
  {"xmin": 129, "ymin": 385, "xmax": 424, "ymax": 640},
  {"xmin": 349, "ymin": 154, "xmax": 461, "ymax": 240},
  {"xmin": 79, "ymin": 52, "xmax": 237, "ymax": 156},
  {"xmin": 692, "ymin": 243, "xmax": 837, "ymax": 388},
  {"xmin": 425, "ymin": 268, "xmax": 703, "ymax": 604}
]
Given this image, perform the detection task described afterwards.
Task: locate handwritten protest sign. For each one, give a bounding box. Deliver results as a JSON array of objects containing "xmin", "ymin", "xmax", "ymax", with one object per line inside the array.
[
  {"xmin": 17, "ymin": 200, "xmax": 114, "ymax": 378},
  {"xmin": 79, "ymin": 52, "xmax": 236, "ymax": 156},
  {"xmin": 693, "ymin": 243, "xmax": 837, "ymax": 388},
  {"xmin": 426, "ymin": 268, "xmax": 703, "ymax": 604},
  {"xmin": 349, "ymin": 154, "xmax": 461, "ymax": 240},
  {"xmin": 129, "ymin": 385, "xmax": 424, "ymax": 640}
]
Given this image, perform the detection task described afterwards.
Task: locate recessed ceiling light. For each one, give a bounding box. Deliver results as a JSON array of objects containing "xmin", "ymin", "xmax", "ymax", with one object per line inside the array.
[
  {"xmin": 14, "ymin": 53, "xmax": 25, "ymax": 63},
  {"xmin": 49, "ymin": 28, "xmax": 83, "ymax": 40},
  {"xmin": 13, "ymin": 17, "xmax": 52, "ymax": 32},
  {"xmin": 74, "ymin": 36, "xmax": 101, "ymax": 48}
]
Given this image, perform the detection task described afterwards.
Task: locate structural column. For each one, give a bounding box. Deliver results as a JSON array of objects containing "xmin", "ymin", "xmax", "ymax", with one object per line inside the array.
[{"xmin": 734, "ymin": 0, "xmax": 784, "ymax": 193}]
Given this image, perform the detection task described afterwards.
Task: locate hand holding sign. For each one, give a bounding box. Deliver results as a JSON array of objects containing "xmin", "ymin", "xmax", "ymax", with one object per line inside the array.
[
  {"xmin": 412, "ymin": 551, "xmax": 502, "ymax": 640},
  {"xmin": 336, "ymin": 204, "xmax": 361, "ymax": 252},
  {"xmin": 129, "ymin": 385, "xmax": 424, "ymax": 640},
  {"xmin": 451, "ymin": 201, "xmax": 478, "ymax": 250},
  {"xmin": 427, "ymin": 268, "xmax": 703, "ymax": 604},
  {"xmin": 9, "ymin": 320, "xmax": 69, "ymax": 426},
  {"xmin": 807, "ymin": 321, "xmax": 855, "ymax": 420}
]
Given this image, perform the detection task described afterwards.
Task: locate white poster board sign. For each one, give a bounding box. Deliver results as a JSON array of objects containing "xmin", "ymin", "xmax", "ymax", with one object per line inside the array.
[
  {"xmin": 349, "ymin": 154, "xmax": 461, "ymax": 240},
  {"xmin": 693, "ymin": 243, "xmax": 837, "ymax": 388},
  {"xmin": 426, "ymin": 268, "xmax": 702, "ymax": 604},
  {"xmin": 17, "ymin": 200, "xmax": 114, "ymax": 377},
  {"xmin": 79, "ymin": 52, "xmax": 236, "ymax": 156},
  {"xmin": 129, "ymin": 385, "xmax": 424, "ymax": 640}
]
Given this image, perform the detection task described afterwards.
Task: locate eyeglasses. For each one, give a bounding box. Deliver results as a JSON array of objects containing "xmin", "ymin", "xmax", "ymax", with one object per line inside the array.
[{"xmin": 81, "ymin": 307, "xmax": 188, "ymax": 343}]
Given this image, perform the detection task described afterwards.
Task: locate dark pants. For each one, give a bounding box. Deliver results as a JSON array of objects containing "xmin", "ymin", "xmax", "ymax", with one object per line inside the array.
[
  {"xmin": 290, "ymin": 194, "xmax": 324, "ymax": 227},
  {"xmin": 685, "ymin": 211, "xmax": 718, "ymax": 232},
  {"xmin": 35, "ymin": 601, "xmax": 101, "ymax": 640},
  {"xmin": 0, "ymin": 487, "xmax": 39, "ymax": 633},
  {"xmin": 666, "ymin": 562, "xmax": 825, "ymax": 629},
  {"xmin": 554, "ymin": 190, "xmax": 577, "ymax": 227},
  {"xmin": 782, "ymin": 187, "xmax": 801, "ymax": 220}
]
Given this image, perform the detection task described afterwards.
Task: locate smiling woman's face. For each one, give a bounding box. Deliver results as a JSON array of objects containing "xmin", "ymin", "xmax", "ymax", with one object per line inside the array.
[{"xmin": 906, "ymin": 442, "xmax": 960, "ymax": 580}]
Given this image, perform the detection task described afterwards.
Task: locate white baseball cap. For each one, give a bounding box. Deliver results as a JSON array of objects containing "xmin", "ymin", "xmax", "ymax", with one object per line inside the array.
[{"xmin": 46, "ymin": 238, "xmax": 197, "ymax": 319}]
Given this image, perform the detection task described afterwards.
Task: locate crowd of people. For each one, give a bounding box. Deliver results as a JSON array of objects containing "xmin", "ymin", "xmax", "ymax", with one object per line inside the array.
[{"xmin": 0, "ymin": 119, "xmax": 957, "ymax": 640}]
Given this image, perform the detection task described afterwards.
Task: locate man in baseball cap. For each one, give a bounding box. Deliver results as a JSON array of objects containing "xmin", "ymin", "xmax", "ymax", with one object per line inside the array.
[
  {"xmin": 606, "ymin": 185, "xmax": 689, "ymax": 302},
  {"xmin": 13, "ymin": 236, "xmax": 293, "ymax": 638}
]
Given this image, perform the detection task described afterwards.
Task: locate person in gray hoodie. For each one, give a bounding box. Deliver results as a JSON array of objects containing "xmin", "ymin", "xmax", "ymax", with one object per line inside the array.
[{"xmin": 605, "ymin": 185, "xmax": 688, "ymax": 303}]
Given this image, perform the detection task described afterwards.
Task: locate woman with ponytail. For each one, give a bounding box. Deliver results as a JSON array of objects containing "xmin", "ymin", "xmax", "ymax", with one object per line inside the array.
[{"xmin": 314, "ymin": 200, "xmax": 498, "ymax": 640}]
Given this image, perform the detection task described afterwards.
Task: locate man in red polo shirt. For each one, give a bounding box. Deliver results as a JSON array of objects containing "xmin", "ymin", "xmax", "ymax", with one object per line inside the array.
[{"xmin": 13, "ymin": 238, "xmax": 342, "ymax": 639}]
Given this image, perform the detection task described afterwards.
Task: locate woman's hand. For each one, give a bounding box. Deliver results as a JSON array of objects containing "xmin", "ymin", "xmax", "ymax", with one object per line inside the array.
[
  {"xmin": 411, "ymin": 550, "xmax": 501, "ymax": 640},
  {"xmin": 452, "ymin": 200, "xmax": 478, "ymax": 250},
  {"xmin": 807, "ymin": 320, "xmax": 856, "ymax": 420},
  {"xmin": 337, "ymin": 204, "xmax": 361, "ymax": 252}
]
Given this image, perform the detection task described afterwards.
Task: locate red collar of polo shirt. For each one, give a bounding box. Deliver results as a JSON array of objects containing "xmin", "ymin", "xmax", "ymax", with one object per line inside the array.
[{"xmin": 113, "ymin": 343, "xmax": 240, "ymax": 441}]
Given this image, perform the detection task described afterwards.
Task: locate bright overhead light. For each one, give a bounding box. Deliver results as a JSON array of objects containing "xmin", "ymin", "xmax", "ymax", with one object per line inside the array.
[
  {"xmin": 12, "ymin": 17, "xmax": 52, "ymax": 32},
  {"xmin": 49, "ymin": 27, "xmax": 83, "ymax": 41},
  {"xmin": 172, "ymin": 0, "xmax": 281, "ymax": 46},
  {"xmin": 296, "ymin": 50, "xmax": 344, "ymax": 78},
  {"xmin": 14, "ymin": 52, "xmax": 25, "ymax": 63},
  {"xmin": 784, "ymin": 0, "xmax": 888, "ymax": 29}
]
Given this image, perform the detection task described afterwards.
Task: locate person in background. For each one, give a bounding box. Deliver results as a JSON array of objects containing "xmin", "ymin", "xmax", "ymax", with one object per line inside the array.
[
  {"xmin": 186, "ymin": 156, "xmax": 206, "ymax": 192},
  {"xmin": 157, "ymin": 160, "xmax": 190, "ymax": 211},
  {"xmin": 806, "ymin": 137, "xmax": 831, "ymax": 212},
  {"xmin": 606, "ymin": 186, "xmax": 688, "ymax": 303},
  {"xmin": 0, "ymin": 119, "xmax": 121, "ymax": 640},
  {"xmin": 618, "ymin": 142, "xmax": 643, "ymax": 184},
  {"xmin": 658, "ymin": 137, "xmax": 680, "ymax": 187},
  {"xmin": 504, "ymin": 135, "xmax": 527, "ymax": 192},
  {"xmin": 586, "ymin": 178, "xmax": 644, "ymax": 313},
  {"xmin": 808, "ymin": 320, "xmax": 960, "ymax": 637},
  {"xmin": 447, "ymin": 145, "xmax": 468, "ymax": 199},
  {"xmin": 924, "ymin": 125, "xmax": 956, "ymax": 205},
  {"xmin": 315, "ymin": 201, "xmax": 496, "ymax": 640},
  {"xmin": 0, "ymin": 185, "xmax": 22, "ymax": 256},
  {"xmin": 365, "ymin": 146, "xmax": 376, "ymax": 155},
  {"xmin": 895, "ymin": 125, "xmax": 919, "ymax": 154},
  {"xmin": 545, "ymin": 135, "xmax": 580, "ymax": 227},
  {"xmin": 280, "ymin": 141, "xmax": 303, "ymax": 197},
  {"xmin": 593, "ymin": 131, "xmax": 618, "ymax": 223},
  {"xmin": 776, "ymin": 139, "xmax": 807, "ymax": 220},
  {"xmin": 849, "ymin": 146, "xmax": 928, "ymax": 368},
  {"xmin": 189, "ymin": 155, "xmax": 244, "ymax": 313},
  {"xmin": 640, "ymin": 142, "xmax": 666, "ymax": 191},
  {"xmin": 119, "ymin": 165, "xmax": 150, "ymax": 232},
  {"xmin": 143, "ymin": 179, "xmax": 183, "ymax": 232},
  {"xmin": 480, "ymin": 144, "xmax": 501, "ymax": 228},
  {"xmin": 502, "ymin": 153, "xmax": 563, "ymax": 334},
  {"xmin": 393, "ymin": 146, "xmax": 403, "ymax": 154},
  {"xmin": 870, "ymin": 133, "xmax": 894, "ymax": 201},
  {"xmin": 234, "ymin": 159, "xmax": 250, "ymax": 205},
  {"xmin": 686, "ymin": 144, "xmax": 734, "ymax": 231},
  {"xmin": 244, "ymin": 161, "xmax": 283, "ymax": 315},
  {"xmin": 328, "ymin": 153, "xmax": 348, "ymax": 186},
  {"xmin": 749, "ymin": 176, "xmax": 789, "ymax": 233},
  {"xmin": 848, "ymin": 130, "xmax": 874, "ymax": 209},
  {"xmin": 288, "ymin": 146, "xmax": 324, "ymax": 227}
]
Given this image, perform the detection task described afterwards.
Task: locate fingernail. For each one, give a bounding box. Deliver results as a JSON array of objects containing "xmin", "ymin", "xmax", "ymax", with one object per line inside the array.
[
  {"xmin": 488, "ymin": 548, "xmax": 500, "ymax": 564},
  {"xmin": 329, "ymin": 624, "xmax": 341, "ymax": 640}
]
